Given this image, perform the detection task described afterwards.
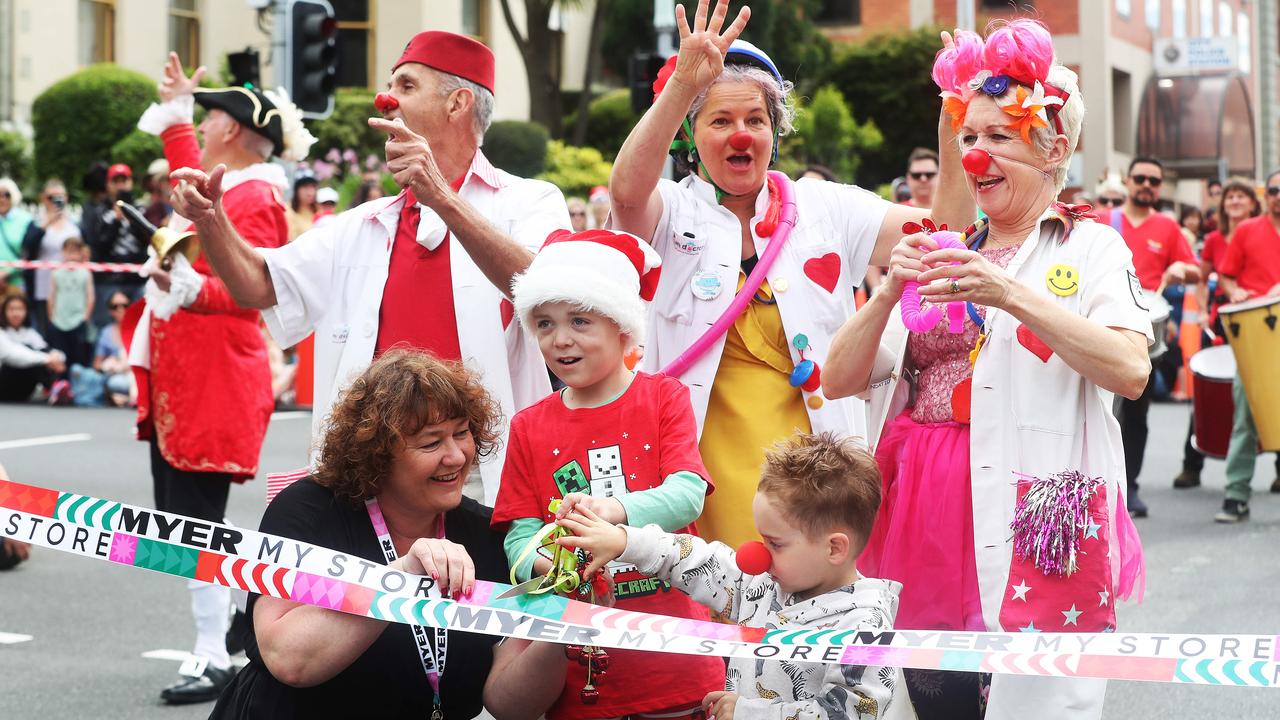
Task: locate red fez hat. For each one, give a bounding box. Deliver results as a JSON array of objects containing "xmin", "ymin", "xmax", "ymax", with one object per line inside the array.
[{"xmin": 394, "ymin": 31, "xmax": 495, "ymax": 95}]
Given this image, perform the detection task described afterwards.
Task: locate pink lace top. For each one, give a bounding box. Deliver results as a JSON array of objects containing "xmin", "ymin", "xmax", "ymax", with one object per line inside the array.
[{"xmin": 908, "ymin": 243, "xmax": 1022, "ymax": 424}]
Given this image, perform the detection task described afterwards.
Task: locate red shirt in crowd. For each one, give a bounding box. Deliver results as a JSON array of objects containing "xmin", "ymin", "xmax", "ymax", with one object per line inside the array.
[
  {"xmin": 1114, "ymin": 209, "xmax": 1196, "ymax": 290},
  {"xmin": 373, "ymin": 177, "xmax": 467, "ymax": 360},
  {"xmin": 1219, "ymin": 215, "xmax": 1280, "ymax": 298},
  {"xmin": 493, "ymin": 372, "xmax": 724, "ymax": 720}
]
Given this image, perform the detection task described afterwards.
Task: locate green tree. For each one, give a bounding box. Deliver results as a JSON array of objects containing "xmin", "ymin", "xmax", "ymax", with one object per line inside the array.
[
  {"xmin": 32, "ymin": 64, "xmax": 157, "ymax": 196},
  {"xmin": 483, "ymin": 121, "xmax": 551, "ymax": 178},
  {"xmin": 823, "ymin": 26, "xmax": 943, "ymax": 187},
  {"xmin": 781, "ymin": 84, "xmax": 882, "ymax": 182},
  {"xmin": 109, "ymin": 130, "xmax": 165, "ymax": 182},
  {"xmin": 0, "ymin": 130, "xmax": 32, "ymax": 190},
  {"xmin": 538, "ymin": 141, "xmax": 612, "ymax": 198},
  {"xmin": 305, "ymin": 88, "xmax": 385, "ymax": 161},
  {"xmin": 563, "ymin": 88, "xmax": 639, "ymax": 161}
]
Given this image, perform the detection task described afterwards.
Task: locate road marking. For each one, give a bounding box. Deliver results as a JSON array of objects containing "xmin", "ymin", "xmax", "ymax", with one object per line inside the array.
[
  {"xmin": 142, "ymin": 649, "xmax": 248, "ymax": 668},
  {"xmin": 0, "ymin": 632, "xmax": 34, "ymax": 644},
  {"xmin": 270, "ymin": 411, "xmax": 310, "ymax": 421},
  {"xmin": 0, "ymin": 433, "xmax": 92, "ymax": 451}
]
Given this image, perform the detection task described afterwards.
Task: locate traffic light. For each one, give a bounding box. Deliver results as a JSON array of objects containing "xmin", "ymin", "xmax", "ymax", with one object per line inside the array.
[
  {"xmin": 226, "ymin": 48, "xmax": 260, "ymax": 89},
  {"xmin": 285, "ymin": 0, "xmax": 339, "ymax": 119},
  {"xmin": 629, "ymin": 52, "xmax": 668, "ymax": 116}
]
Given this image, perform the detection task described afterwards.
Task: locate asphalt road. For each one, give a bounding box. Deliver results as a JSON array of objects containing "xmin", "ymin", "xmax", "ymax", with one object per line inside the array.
[{"xmin": 2, "ymin": 401, "xmax": 1278, "ymax": 719}]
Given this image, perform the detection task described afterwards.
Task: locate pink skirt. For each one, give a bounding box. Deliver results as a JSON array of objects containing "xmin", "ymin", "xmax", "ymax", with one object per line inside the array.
[{"xmin": 860, "ymin": 411, "xmax": 985, "ymax": 632}]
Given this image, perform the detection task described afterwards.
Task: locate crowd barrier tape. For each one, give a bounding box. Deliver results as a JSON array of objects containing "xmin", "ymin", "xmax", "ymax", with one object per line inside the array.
[
  {"xmin": 2, "ymin": 478, "xmax": 1278, "ymax": 688},
  {"xmin": 0, "ymin": 259, "xmax": 145, "ymax": 273}
]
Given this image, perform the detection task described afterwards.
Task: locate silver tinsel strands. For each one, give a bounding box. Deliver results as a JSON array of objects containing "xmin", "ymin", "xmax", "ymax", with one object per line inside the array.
[{"xmin": 1009, "ymin": 470, "xmax": 1105, "ymax": 576}]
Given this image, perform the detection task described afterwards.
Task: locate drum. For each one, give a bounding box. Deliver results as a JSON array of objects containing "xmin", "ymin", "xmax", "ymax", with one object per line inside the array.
[
  {"xmin": 1220, "ymin": 296, "xmax": 1280, "ymax": 451},
  {"xmin": 1189, "ymin": 346, "xmax": 1236, "ymax": 458},
  {"xmin": 1147, "ymin": 295, "xmax": 1172, "ymax": 360}
]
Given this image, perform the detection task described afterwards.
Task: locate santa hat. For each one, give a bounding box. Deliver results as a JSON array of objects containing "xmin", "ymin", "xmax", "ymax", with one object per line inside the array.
[{"xmin": 513, "ymin": 229, "xmax": 662, "ymax": 346}]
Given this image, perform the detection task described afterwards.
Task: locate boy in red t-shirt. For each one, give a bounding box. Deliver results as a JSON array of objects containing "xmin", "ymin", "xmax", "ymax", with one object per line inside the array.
[{"xmin": 492, "ymin": 229, "xmax": 724, "ymax": 720}]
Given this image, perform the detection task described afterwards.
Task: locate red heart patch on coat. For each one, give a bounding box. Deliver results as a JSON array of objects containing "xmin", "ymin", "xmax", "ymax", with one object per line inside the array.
[
  {"xmin": 803, "ymin": 253, "xmax": 841, "ymax": 293},
  {"xmin": 951, "ymin": 377, "xmax": 972, "ymax": 424},
  {"xmin": 1016, "ymin": 324, "xmax": 1053, "ymax": 362},
  {"xmin": 500, "ymin": 299, "xmax": 515, "ymax": 331}
]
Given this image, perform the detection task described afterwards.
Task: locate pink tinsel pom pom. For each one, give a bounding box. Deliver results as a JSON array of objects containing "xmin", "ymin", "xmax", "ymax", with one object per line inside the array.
[
  {"xmin": 931, "ymin": 29, "xmax": 984, "ymax": 95},
  {"xmin": 983, "ymin": 19, "xmax": 1055, "ymax": 86}
]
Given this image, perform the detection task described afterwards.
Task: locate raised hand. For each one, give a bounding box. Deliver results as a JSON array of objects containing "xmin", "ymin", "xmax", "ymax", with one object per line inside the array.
[
  {"xmin": 671, "ymin": 0, "xmax": 752, "ymax": 95},
  {"xmin": 170, "ymin": 165, "xmax": 227, "ymax": 226},
  {"xmin": 369, "ymin": 117, "xmax": 450, "ymax": 209},
  {"xmin": 158, "ymin": 51, "xmax": 206, "ymax": 103}
]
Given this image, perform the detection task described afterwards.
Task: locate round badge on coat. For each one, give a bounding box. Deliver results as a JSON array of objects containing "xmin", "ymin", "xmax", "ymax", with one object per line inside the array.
[{"xmin": 690, "ymin": 270, "xmax": 723, "ymax": 300}]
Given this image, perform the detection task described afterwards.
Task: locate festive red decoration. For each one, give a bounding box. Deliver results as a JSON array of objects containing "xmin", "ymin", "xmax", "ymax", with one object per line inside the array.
[
  {"xmin": 580, "ymin": 686, "xmax": 600, "ymax": 705},
  {"xmin": 652, "ymin": 56, "xmax": 679, "ymax": 100},
  {"xmin": 803, "ymin": 253, "xmax": 841, "ymax": 294},
  {"xmin": 1016, "ymin": 324, "xmax": 1054, "ymax": 363},
  {"xmin": 728, "ymin": 130, "xmax": 752, "ymax": 151},
  {"xmin": 373, "ymin": 92, "xmax": 399, "ymax": 114},
  {"xmin": 951, "ymin": 377, "xmax": 972, "ymax": 424},
  {"xmin": 736, "ymin": 541, "xmax": 772, "ymax": 575}
]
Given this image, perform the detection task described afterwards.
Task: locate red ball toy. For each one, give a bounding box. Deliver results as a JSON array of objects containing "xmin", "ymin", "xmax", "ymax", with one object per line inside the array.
[
  {"xmin": 961, "ymin": 148, "xmax": 991, "ymax": 176},
  {"xmin": 374, "ymin": 92, "xmax": 400, "ymax": 114},
  {"xmin": 728, "ymin": 130, "xmax": 753, "ymax": 151},
  {"xmin": 736, "ymin": 540, "xmax": 772, "ymax": 575}
]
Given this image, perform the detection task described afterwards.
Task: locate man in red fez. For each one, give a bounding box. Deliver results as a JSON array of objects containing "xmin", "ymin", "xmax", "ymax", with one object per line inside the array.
[
  {"xmin": 168, "ymin": 32, "xmax": 569, "ymax": 502},
  {"xmin": 127, "ymin": 51, "xmax": 309, "ymax": 704}
]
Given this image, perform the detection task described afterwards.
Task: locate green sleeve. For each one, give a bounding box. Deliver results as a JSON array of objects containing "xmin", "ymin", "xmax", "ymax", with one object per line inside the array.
[
  {"xmin": 616, "ymin": 470, "xmax": 708, "ymax": 532},
  {"xmin": 502, "ymin": 516, "xmax": 546, "ymax": 583}
]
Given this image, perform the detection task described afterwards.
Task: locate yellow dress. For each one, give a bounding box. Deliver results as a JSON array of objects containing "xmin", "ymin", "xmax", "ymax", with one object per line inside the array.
[{"xmin": 697, "ymin": 275, "xmax": 812, "ymax": 548}]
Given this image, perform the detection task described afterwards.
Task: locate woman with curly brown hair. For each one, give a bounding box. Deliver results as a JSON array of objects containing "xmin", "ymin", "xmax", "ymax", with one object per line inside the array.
[{"xmin": 213, "ymin": 350, "xmax": 567, "ymax": 719}]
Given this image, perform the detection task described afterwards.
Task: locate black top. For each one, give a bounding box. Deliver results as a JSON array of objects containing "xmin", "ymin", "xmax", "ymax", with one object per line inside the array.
[{"xmin": 212, "ymin": 479, "xmax": 510, "ymax": 720}]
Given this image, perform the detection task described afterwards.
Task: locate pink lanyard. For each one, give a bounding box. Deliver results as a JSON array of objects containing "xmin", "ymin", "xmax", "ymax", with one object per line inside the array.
[{"xmin": 365, "ymin": 497, "xmax": 447, "ymax": 719}]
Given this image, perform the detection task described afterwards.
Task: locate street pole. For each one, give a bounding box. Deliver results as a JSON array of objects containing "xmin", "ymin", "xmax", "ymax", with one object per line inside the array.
[
  {"xmin": 655, "ymin": 0, "xmax": 676, "ymax": 179},
  {"xmin": 955, "ymin": 0, "xmax": 975, "ymax": 32}
]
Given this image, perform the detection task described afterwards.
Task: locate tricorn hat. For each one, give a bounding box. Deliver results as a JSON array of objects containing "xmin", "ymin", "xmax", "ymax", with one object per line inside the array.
[{"xmin": 192, "ymin": 86, "xmax": 315, "ymax": 162}]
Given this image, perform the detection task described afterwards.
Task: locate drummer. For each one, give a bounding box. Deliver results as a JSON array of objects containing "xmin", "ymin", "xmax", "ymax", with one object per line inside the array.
[
  {"xmin": 1212, "ymin": 168, "xmax": 1280, "ymax": 523},
  {"xmin": 1110, "ymin": 156, "xmax": 1201, "ymax": 518}
]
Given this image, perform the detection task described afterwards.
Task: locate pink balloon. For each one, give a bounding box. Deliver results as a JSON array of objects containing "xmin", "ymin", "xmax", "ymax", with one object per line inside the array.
[{"xmin": 901, "ymin": 231, "xmax": 968, "ymax": 334}]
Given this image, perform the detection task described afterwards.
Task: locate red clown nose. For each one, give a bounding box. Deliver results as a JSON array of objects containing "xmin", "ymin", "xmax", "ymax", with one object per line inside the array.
[
  {"xmin": 728, "ymin": 131, "xmax": 753, "ymax": 152},
  {"xmin": 962, "ymin": 148, "xmax": 991, "ymax": 176},
  {"xmin": 736, "ymin": 541, "xmax": 772, "ymax": 575},
  {"xmin": 374, "ymin": 92, "xmax": 400, "ymax": 114}
]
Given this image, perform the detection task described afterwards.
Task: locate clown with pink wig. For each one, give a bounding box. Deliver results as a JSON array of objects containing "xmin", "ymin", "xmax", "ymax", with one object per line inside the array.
[{"xmin": 825, "ymin": 20, "xmax": 1152, "ymax": 719}]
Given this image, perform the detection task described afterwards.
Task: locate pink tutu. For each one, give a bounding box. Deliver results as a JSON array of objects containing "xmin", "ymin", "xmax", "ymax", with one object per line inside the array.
[{"xmin": 860, "ymin": 411, "xmax": 985, "ymax": 632}]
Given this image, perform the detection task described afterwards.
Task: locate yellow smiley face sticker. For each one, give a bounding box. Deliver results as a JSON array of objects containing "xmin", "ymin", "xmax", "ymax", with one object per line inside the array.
[{"xmin": 1046, "ymin": 264, "xmax": 1079, "ymax": 296}]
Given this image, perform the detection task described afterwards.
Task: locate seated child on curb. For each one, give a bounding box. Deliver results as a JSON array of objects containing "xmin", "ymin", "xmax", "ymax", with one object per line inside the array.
[
  {"xmin": 492, "ymin": 229, "xmax": 725, "ymax": 720},
  {"xmin": 558, "ymin": 431, "xmax": 909, "ymax": 720}
]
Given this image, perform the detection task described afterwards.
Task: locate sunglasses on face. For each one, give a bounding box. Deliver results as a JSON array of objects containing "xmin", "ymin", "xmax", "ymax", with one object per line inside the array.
[
  {"xmin": 1267, "ymin": 186, "xmax": 1280, "ymax": 197},
  {"xmin": 909, "ymin": 171, "xmax": 938, "ymax": 181},
  {"xmin": 0, "ymin": 192, "xmax": 10, "ymax": 199},
  {"xmin": 109, "ymin": 302, "xmax": 129, "ymax": 310},
  {"xmin": 1097, "ymin": 197, "xmax": 1124, "ymax": 207},
  {"xmin": 1130, "ymin": 174, "xmax": 1163, "ymax": 187}
]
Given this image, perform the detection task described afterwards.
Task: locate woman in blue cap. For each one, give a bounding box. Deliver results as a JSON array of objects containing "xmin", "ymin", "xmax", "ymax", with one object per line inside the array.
[{"xmin": 609, "ymin": 0, "xmax": 970, "ymax": 548}]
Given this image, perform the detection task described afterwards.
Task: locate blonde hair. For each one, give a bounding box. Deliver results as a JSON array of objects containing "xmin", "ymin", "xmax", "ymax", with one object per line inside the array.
[
  {"xmin": 0, "ymin": 177, "xmax": 21, "ymax": 206},
  {"xmin": 757, "ymin": 432, "xmax": 881, "ymax": 543}
]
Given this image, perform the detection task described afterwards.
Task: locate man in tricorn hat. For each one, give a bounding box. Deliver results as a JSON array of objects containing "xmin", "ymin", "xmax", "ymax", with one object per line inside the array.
[
  {"xmin": 169, "ymin": 32, "xmax": 570, "ymax": 504},
  {"xmin": 129, "ymin": 51, "xmax": 315, "ymax": 704}
]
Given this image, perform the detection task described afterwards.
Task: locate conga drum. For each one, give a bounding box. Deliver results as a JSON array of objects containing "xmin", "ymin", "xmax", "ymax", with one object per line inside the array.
[
  {"xmin": 1220, "ymin": 296, "xmax": 1280, "ymax": 451},
  {"xmin": 1148, "ymin": 295, "xmax": 1172, "ymax": 360},
  {"xmin": 1189, "ymin": 346, "xmax": 1236, "ymax": 458}
]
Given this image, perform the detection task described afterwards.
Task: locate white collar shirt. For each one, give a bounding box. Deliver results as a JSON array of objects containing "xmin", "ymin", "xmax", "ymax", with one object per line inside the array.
[{"xmin": 259, "ymin": 150, "xmax": 568, "ymax": 503}]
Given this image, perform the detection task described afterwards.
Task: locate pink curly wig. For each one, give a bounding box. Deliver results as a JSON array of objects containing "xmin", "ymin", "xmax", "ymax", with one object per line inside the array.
[{"xmin": 932, "ymin": 19, "xmax": 1056, "ymax": 97}]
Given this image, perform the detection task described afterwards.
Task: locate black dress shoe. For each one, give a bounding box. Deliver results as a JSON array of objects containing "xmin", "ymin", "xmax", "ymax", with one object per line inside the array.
[
  {"xmin": 160, "ymin": 665, "xmax": 233, "ymax": 705},
  {"xmin": 1127, "ymin": 492, "xmax": 1149, "ymax": 518}
]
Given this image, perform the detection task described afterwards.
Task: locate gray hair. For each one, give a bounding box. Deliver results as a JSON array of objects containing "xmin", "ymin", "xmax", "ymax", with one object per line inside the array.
[
  {"xmin": 435, "ymin": 69, "xmax": 495, "ymax": 144},
  {"xmin": 0, "ymin": 177, "xmax": 21, "ymax": 206},
  {"xmin": 1031, "ymin": 64, "xmax": 1083, "ymax": 191},
  {"xmin": 237, "ymin": 128, "xmax": 276, "ymax": 161},
  {"xmin": 688, "ymin": 65, "xmax": 797, "ymax": 139}
]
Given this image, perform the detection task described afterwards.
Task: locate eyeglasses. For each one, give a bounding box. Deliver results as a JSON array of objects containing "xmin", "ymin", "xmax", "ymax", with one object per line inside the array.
[
  {"xmin": 109, "ymin": 302, "xmax": 129, "ymax": 310},
  {"xmin": 0, "ymin": 192, "xmax": 10, "ymax": 199},
  {"xmin": 1267, "ymin": 186, "xmax": 1280, "ymax": 197},
  {"xmin": 909, "ymin": 171, "xmax": 938, "ymax": 181},
  {"xmin": 1130, "ymin": 174, "xmax": 1163, "ymax": 187},
  {"xmin": 1097, "ymin": 197, "xmax": 1125, "ymax": 207}
]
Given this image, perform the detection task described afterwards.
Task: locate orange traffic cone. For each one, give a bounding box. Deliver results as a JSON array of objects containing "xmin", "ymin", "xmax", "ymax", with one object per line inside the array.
[{"xmin": 1172, "ymin": 285, "xmax": 1202, "ymax": 401}]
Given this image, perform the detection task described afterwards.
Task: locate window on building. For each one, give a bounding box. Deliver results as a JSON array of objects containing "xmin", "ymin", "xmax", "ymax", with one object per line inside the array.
[
  {"xmin": 1238, "ymin": 12, "xmax": 1250, "ymax": 73},
  {"xmin": 815, "ymin": 0, "xmax": 860, "ymax": 25},
  {"xmin": 980, "ymin": 0, "xmax": 1031, "ymax": 8},
  {"xmin": 1172, "ymin": 0, "xmax": 1187, "ymax": 38},
  {"xmin": 1145, "ymin": 0, "xmax": 1160, "ymax": 30},
  {"xmin": 170, "ymin": 0, "xmax": 200, "ymax": 68},
  {"xmin": 1116, "ymin": 0, "xmax": 1131, "ymax": 17},
  {"xmin": 462, "ymin": 0, "xmax": 489, "ymax": 42},
  {"xmin": 78, "ymin": 0, "xmax": 114, "ymax": 65},
  {"xmin": 1199, "ymin": 0, "xmax": 1214, "ymax": 36},
  {"xmin": 333, "ymin": 0, "xmax": 373, "ymax": 88},
  {"xmin": 1217, "ymin": 2, "xmax": 1232, "ymax": 38}
]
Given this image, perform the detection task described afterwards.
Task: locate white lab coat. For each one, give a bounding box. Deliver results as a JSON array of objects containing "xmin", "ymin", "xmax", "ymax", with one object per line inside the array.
[
  {"xmin": 640, "ymin": 175, "xmax": 889, "ymax": 441},
  {"xmin": 863, "ymin": 212, "xmax": 1153, "ymax": 719},
  {"xmin": 259, "ymin": 151, "xmax": 568, "ymax": 503}
]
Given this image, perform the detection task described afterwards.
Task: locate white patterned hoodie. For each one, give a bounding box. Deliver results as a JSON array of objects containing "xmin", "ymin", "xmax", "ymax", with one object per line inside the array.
[{"xmin": 620, "ymin": 525, "xmax": 911, "ymax": 720}]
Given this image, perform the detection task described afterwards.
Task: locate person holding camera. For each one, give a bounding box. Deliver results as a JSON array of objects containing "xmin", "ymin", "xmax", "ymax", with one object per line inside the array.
[
  {"xmin": 87, "ymin": 163, "xmax": 147, "ymax": 329},
  {"xmin": 21, "ymin": 180, "xmax": 80, "ymax": 335}
]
